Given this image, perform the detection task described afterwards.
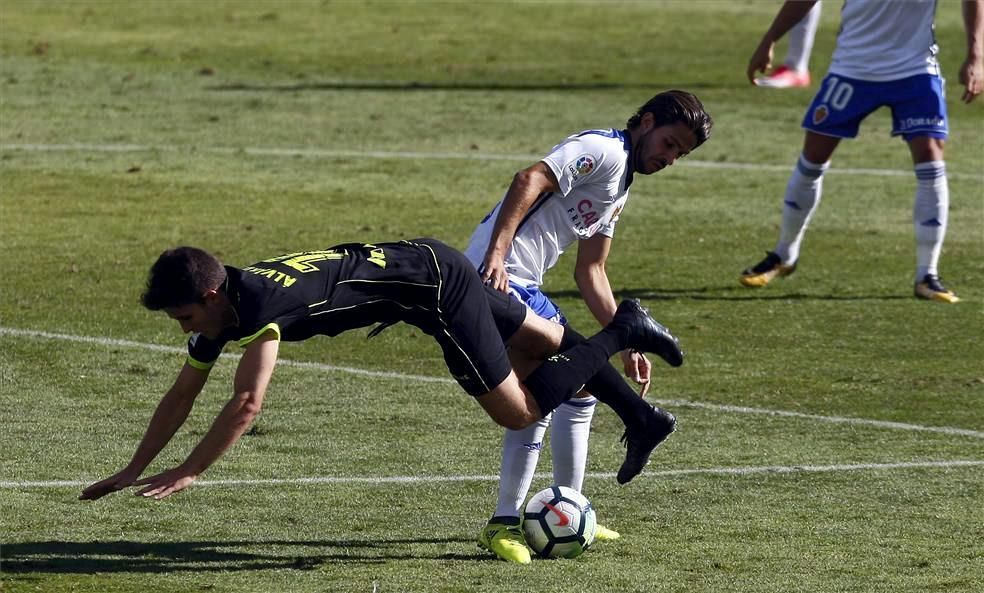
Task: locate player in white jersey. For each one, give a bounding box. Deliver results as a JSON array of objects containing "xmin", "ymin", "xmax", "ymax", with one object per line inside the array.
[
  {"xmin": 467, "ymin": 90, "xmax": 713, "ymax": 564},
  {"xmin": 465, "ymin": 129, "xmax": 632, "ymax": 290},
  {"xmin": 741, "ymin": 0, "xmax": 983, "ymax": 302}
]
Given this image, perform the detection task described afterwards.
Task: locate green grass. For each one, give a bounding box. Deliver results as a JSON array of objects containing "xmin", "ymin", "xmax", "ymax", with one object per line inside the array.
[{"xmin": 1, "ymin": 1, "xmax": 983, "ymax": 592}]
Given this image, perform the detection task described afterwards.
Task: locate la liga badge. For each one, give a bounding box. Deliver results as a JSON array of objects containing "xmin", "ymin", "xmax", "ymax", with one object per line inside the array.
[{"xmin": 569, "ymin": 154, "xmax": 595, "ymax": 179}]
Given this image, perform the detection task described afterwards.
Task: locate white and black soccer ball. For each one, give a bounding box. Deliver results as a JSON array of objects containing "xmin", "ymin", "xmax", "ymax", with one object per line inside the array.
[{"xmin": 522, "ymin": 485, "xmax": 597, "ymax": 558}]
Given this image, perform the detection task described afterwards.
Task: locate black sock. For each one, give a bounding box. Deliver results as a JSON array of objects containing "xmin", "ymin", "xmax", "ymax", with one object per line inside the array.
[
  {"xmin": 584, "ymin": 324, "xmax": 626, "ymax": 359},
  {"xmin": 561, "ymin": 325, "xmax": 651, "ymax": 431},
  {"xmin": 489, "ymin": 515, "xmax": 520, "ymax": 526},
  {"xmin": 523, "ymin": 338, "xmax": 613, "ymax": 417}
]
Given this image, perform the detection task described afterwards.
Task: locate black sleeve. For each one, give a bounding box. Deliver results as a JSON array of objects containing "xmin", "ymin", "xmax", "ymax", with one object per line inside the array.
[{"xmin": 186, "ymin": 333, "xmax": 228, "ymax": 370}]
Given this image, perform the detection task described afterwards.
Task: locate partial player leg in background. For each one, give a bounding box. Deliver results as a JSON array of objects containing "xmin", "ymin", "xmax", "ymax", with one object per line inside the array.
[
  {"xmin": 893, "ymin": 74, "xmax": 959, "ymax": 303},
  {"xmin": 756, "ymin": 1, "xmax": 820, "ymax": 89}
]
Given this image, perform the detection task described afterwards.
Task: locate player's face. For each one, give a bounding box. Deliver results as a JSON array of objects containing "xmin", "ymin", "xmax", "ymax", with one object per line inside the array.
[
  {"xmin": 164, "ymin": 291, "xmax": 228, "ymax": 339},
  {"xmin": 633, "ymin": 121, "xmax": 698, "ymax": 175}
]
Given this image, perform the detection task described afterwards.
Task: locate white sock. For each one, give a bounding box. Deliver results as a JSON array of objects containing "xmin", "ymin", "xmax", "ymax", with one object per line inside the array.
[
  {"xmin": 493, "ymin": 414, "xmax": 550, "ymax": 519},
  {"xmin": 785, "ymin": 2, "xmax": 821, "ymax": 72},
  {"xmin": 775, "ymin": 154, "xmax": 829, "ymax": 264},
  {"xmin": 550, "ymin": 396, "xmax": 597, "ymax": 493},
  {"xmin": 913, "ymin": 161, "xmax": 949, "ymax": 282}
]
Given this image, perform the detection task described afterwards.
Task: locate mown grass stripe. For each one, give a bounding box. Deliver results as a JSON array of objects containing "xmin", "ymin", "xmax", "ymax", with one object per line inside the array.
[
  {"xmin": 2, "ymin": 143, "xmax": 982, "ymax": 181},
  {"xmin": 3, "ymin": 325, "xmax": 982, "ymax": 440},
  {"xmin": 4, "ymin": 460, "xmax": 982, "ymax": 489}
]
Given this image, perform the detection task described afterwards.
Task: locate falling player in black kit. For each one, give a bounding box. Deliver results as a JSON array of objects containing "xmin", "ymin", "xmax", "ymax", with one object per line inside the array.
[{"xmin": 80, "ymin": 238, "xmax": 681, "ymax": 501}]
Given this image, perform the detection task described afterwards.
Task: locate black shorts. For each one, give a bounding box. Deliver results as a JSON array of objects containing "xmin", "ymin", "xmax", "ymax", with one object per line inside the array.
[{"xmin": 412, "ymin": 239, "xmax": 527, "ymax": 396}]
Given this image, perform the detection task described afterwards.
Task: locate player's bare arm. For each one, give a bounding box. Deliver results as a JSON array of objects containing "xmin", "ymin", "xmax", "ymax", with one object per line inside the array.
[
  {"xmin": 574, "ymin": 235, "xmax": 652, "ymax": 395},
  {"xmin": 573, "ymin": 235, "xmax": 618, "ymax": 326},
  {"xmin": 79, "ymin": 362, "xmax": 210, "ymax": 500},
  {"xmin": 133, "ymin": 332, "xmax": 280, "ymax": 499},
  {"xmin": 749, "ymin": 0, "xmax": 821, "ymax": 84},
  {"xmin": 961, "ymin": 0, "xmax": 984, "ymax": 103},
  {"xmin": 481, "ymin": 162, "xmax": 560, "ymax": 291}
]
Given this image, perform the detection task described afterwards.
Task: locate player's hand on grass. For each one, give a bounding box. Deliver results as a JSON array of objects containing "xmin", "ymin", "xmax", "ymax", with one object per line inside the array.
[
  {"xmin": 621, "ymin": 350, "xmax": 652, "ymax": 398},
  {"xmin": 79, "ymin": 469, "xmax": 140, "ymax": 501},
  {"xmin": 132, "ymin": 467, "xmax": 198, "ymax": 500}
]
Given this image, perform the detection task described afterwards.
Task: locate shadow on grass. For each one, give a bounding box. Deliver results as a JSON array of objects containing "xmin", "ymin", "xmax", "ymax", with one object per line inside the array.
[
  {"xmin": 547, "ymin": 287, "xmax": 912, "ymax": 302},
  {"xmin": 0, "ymin": 538, "xmax": 486, "ymax": 574},
  {"xmin": 206, "ymin": 80, "xmax": 719, "ymax": 93}
]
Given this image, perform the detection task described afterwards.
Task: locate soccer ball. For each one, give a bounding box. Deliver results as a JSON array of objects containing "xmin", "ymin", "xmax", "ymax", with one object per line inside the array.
[{"xmin": 522, "ymin": 485, "xmax": 597, "ymax": 558}]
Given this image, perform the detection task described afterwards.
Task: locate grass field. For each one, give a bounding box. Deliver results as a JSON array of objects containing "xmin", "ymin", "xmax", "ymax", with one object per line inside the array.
[{"xmin": 2, "ymin": 1, "xmax": 983, "ymax": 592}]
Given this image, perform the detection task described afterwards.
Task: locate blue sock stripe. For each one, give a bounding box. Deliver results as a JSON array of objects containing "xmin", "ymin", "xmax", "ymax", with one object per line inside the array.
[
  {"xmin": 914, "ymin": 161, "xmax": 945, "ymax": 178},
  {"xmin": 915, "ymin": 168, "xmax": 946, "ymax": 180},
  {"xmin": 796, "ymin": 156, "xmax": 828, "ymax": 179},
  {"xmin": 561, "ymin": 397, "xmax": 598, "ymax": 408}
]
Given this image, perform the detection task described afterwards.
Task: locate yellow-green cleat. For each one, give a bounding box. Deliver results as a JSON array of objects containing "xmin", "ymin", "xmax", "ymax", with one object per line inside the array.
[
  {"xmin": 593, "ymin": 523, "xmax": 621, "ymax": 542},
  {"xmin": 739, "ymin": 251, "xmax": 797, "ymax": 287},
  {"xmin": 914, "ymin": 274, "xmax": 960, "ymax": 303},
  {"xmin": 478, "ymin": 520, "xmax": 531, "ymax": 564}
]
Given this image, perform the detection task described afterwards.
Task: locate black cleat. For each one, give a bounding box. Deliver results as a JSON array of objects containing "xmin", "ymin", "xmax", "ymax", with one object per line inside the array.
[
  {"xmin": 611, "ymin": 299, "xmax": 683, "ymax": 367},
  {"xmin": 617, "ymin": 406, "xmax": 677, "ymax": 484}
]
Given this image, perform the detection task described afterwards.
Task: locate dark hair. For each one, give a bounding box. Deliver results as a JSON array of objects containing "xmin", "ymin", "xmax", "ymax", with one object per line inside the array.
[
  {"xmin": 141, "ymin": 246, "xmax": 227, "ymax": 310},
  {"xmin": 626, "ymin": 90, "xmax": 713, "ymax": 148}
]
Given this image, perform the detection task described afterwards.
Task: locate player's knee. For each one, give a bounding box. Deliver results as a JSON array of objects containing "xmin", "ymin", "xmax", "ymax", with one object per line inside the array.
[
  {"xmin": 908, "ymin": 136, "xmax": 945, "ymax": 163},
  {"xmin": 509, "ymin": 315, "xmax": 562, "ymax": 359},
  {"xmin": 489, "ymin": 409, "xmax": 537, "ymax": 431},
  {"xmin": 500, "ymin": 415, "xmax": 535, "ymax": 431}
]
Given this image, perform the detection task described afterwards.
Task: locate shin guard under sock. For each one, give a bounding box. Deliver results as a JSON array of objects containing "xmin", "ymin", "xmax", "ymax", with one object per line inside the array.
[
  {"xmin": 523, "ymin": 338, "xmax": 612, "ymax": 417},
  {"xmin": 557, "ymin": 325, "xmax": 651, "ymax": 431},
  {"xmin": 523, "ymin": 321, "xmax": 630, "ymax": 417}
]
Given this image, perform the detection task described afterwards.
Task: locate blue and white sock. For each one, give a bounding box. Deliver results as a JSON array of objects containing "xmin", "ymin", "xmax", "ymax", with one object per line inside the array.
[
  {"xmin": 550, "ymin": 396, "xmax": 597, "ymax": 493},
  {"xmin": 775, "ymin": 154, "xmax": 829, "ymax": 264},
  {"xmin": 493, "ymin": 414, "xmax": 550, "ymax": 519},
  {"xmin": 913, "ymin": 161, "xmax": 949, "ymax": 282}
]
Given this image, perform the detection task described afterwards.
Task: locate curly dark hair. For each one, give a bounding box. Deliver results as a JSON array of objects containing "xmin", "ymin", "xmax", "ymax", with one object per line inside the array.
[
  {"xmin": 626, "ymin": 90, "xmax": 713, "ymax": 148},
  {"xmin": 141, "ymin": 246, "xmax": 227, "ymax": 310}
]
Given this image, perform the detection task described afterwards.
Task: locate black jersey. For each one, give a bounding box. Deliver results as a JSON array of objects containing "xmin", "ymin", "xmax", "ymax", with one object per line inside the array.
[
  {"xmin": 187, "ymin": 240, "xmax": 444, "ymax": 368},
  {"xmin": 184, "ymin": 238, "xmax": 526, "ymax": 397}
]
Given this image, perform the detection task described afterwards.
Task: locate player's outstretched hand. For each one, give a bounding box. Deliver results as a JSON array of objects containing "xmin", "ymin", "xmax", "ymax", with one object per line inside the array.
[
  {"xmin": 959, "ymin": 57, "xmax": 983, "ymax": 103},
  {"xmin": 79, "ymin": 470, "xmax": 139, "ymax": 500},
  {"xmin": 132, "ymin": 467, "xmax": 198, "ymax": 500}
]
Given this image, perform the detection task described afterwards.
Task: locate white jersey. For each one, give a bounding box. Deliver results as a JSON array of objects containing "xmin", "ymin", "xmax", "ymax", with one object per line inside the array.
[
  {"xmin": 464, "ymin": 128, "xmax": 634, "ymax": 288},
  {"xmin": 829, "ymin": 0, "xmax": 940, "ymax": 81}
]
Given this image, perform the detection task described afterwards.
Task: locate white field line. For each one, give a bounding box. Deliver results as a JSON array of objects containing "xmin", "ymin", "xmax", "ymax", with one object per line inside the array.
[
  {"xmin": 2, "ymin": 142, "xmax": 982, "ymax": 181},
  {"xmin": 0, "ymin": 326, "xmax": 453, "ymax": 385},
  {"xmin": 656, "ymin": 399, "xmax": 984, "ymax": 439},
  {"xmin": 3, "ymin": 326, "xmax": 983, "ymax": 440},
  {"xmin": 3, "ymin": 460, "xmax": 983, "ymax": 489}
]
